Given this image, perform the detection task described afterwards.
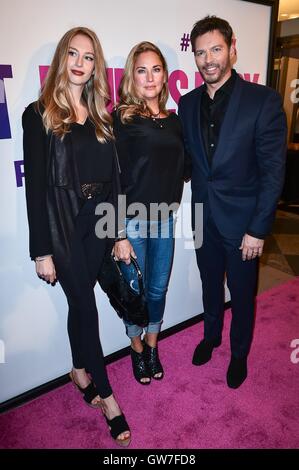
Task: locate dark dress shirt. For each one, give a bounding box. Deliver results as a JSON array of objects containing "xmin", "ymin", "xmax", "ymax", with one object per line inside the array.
[{"xmin": 201, "ymin": 68, "xmax": 237, "ymax": 166}]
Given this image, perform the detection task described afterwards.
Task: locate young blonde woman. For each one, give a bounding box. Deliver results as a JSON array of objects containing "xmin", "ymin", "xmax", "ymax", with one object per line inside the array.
[
  {"xmin": 113, "ymin": 42, "xmax": 190, "ymax": 385},
  {"xmin": 22, "ymin": 27, "xmax": 134, "ymax": 446}
]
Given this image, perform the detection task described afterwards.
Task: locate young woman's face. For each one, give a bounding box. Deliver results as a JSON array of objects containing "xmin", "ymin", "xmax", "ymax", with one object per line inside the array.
[
  {"xmin": 67, "ymin": 34, "xmax": 95, "ymax": 87},
  {"xmin": 133, "ymin": 51, "xmax": 165, "ymax": 105}
]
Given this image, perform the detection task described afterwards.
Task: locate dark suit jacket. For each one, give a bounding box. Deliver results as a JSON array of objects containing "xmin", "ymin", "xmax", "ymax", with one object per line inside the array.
[
  {"xmin": 178, "ymin": 72, "xmax": 287, "ymax": 239},
  {"xmin": 22, "ymin": 102, "xmax": 120, "ymax": 272}
]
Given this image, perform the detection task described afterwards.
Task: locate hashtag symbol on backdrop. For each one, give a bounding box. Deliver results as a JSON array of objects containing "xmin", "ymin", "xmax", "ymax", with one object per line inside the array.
[
  {"xmin": 180, "ymin": 33, "xmax": 191, "ymax": 52},
  {"xmin": 0, "ymin": 79, "xmax": 5, "ymax": 104}
]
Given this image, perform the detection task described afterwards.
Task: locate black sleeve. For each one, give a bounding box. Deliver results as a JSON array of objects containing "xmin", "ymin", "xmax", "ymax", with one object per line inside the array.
[
  {"xmin": 111, "ymin": 141, "xmax": 126, "ymax": 239},
  {"xmin": 22, "ymin": 103, "xmax": 53, "ymax": 260}
]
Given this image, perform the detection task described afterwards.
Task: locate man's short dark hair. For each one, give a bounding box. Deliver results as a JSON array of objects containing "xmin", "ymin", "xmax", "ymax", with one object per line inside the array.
[{"xmin": 190, "ymin": 16, "xmax": 233, "ymax": 51}]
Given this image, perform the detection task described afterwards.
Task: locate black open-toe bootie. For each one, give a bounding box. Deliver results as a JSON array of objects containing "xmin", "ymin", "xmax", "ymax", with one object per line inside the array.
[
  {"xmin": 143, "ymin": 342, "xmax": 164, "ymax": 380},
  {"xmin": 130, "ymin": 347, "xmax": 151, "ymax": 385}
]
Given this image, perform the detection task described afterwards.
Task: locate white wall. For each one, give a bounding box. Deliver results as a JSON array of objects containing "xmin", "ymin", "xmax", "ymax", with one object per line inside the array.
[{"xmin": 0, "ymin": 0, "xmax": 272, "ymax": 403}]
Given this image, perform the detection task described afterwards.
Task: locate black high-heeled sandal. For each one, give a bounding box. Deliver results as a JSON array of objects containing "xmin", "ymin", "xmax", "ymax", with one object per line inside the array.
[
  {"xmin": 69, "ymin": 371, "xmax": 101, "ymax": 408},
  {"xmin": 143, "ymin": 342, "xmax": 164, "ymax": 380},
  {"xmin": 130, "ymin": 347, "xmax": 151, "ymax": 385},
  {"xmin": 103, "ymin": 413, "xmax": 131, "ymax": 447}
]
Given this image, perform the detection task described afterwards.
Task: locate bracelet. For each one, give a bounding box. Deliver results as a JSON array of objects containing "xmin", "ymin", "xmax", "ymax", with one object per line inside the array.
[
  {"xmin": 35, "ymin": 255, "xmax": 53, "ymax": 262},
  {"xmin": 114, "ymin": 236, "xmax": 127, "ymax": 242}
]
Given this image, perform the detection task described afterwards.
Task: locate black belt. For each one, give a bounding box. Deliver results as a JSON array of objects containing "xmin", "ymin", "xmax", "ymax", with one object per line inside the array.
[{"xmin": 81, "ymin": 182, "xmax": 111, "ymax": 200}]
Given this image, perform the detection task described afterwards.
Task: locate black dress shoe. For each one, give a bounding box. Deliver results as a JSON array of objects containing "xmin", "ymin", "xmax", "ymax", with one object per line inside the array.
[
  {"xmin": 226, "ymin": 356, "xmax": 247, "ymax": 389},
  {"xmin": 192, "ymin": 338, "xmax": 221, "ymax": 366}
]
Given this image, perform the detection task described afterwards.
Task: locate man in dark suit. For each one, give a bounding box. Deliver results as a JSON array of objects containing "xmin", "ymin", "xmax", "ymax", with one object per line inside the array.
[{"xmin": 178, "ymin": 16, "xmax": 287, "ymax": 388}]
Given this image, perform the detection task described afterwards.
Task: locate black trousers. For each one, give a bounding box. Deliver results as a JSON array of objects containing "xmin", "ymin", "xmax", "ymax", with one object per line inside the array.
[
  {"xmin": 195, "ymin": 215, "xmax": 258, "ymax": 358},
  {"xmin": 57, "ymin": 197, "xmax": 113, "ymax": 399}
]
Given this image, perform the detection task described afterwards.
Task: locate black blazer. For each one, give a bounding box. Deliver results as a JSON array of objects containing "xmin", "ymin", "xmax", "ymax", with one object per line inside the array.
[
  {"xmin": 178, "ymin": 73, "xmax": 287, "ymax": 239},
  {"xmin": 22, "ymin": 103, "xmax": 120, "ymax": 271}
]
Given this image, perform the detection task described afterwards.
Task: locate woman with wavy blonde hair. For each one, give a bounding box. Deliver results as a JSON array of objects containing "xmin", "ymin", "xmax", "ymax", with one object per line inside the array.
[
  {"xmin": 23, "ymin": 27, "xmax": 134, "ymax": 446},
  {"xmin": 117, "ymin": 41, "xmax": 169, "ymax": 122},
  {"xmin": 113, "ymin": 41, "xmax": 190, "ymax": 386},
  {"xmin": 39, "ymin": 26, "xmax": 113, "ymax": 141}
]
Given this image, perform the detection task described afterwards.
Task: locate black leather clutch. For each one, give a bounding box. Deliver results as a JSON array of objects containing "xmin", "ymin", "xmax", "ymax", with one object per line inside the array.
[{"xmin": 99, "ymin": 255, "xmax": 149, "ymax": 328}]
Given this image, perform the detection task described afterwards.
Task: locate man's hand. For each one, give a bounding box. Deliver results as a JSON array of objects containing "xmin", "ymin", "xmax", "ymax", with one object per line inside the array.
[
  {"xmin": 113, "ymin": 239, "xmax": 137, "ymax": 265},
  {"xmin": 239, "ymin": 234, "xmax": 264, "ymax": 261}
]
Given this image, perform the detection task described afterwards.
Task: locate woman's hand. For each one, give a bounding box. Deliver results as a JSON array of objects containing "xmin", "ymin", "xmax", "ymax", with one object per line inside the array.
[
  {"xmin": 113, "ymin": 239, "xmax": 136, "ymax": 265},
  {"xmin": 35, "ymin": 256, "xmax": 57, "ymax": 284}
]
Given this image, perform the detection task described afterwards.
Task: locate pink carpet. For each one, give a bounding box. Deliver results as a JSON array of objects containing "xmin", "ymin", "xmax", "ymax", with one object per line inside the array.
[{"xmin": 1, "ymin": 277, "xmax": 299, "ymax": 449}]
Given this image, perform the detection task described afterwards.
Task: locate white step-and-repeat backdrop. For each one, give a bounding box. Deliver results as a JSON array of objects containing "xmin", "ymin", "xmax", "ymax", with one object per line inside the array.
[{"xmin": 0, "ymin": 0, "xmax": 272, "ymax": 403}]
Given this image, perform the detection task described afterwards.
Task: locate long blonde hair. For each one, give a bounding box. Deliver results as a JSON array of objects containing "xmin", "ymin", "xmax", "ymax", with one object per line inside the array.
[
  {"xmin": 38, "ymin": 26, "xmax": 113, "ymax": 142},
  {"xmin": 117, "ymin": 41, "xmax": 169, "ymax": 123}
]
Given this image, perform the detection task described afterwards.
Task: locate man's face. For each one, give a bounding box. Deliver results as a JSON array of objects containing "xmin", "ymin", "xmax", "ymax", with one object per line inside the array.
[{"xmin": 194, "ymin": 29, "xmax": 233, "ymax": 85}]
